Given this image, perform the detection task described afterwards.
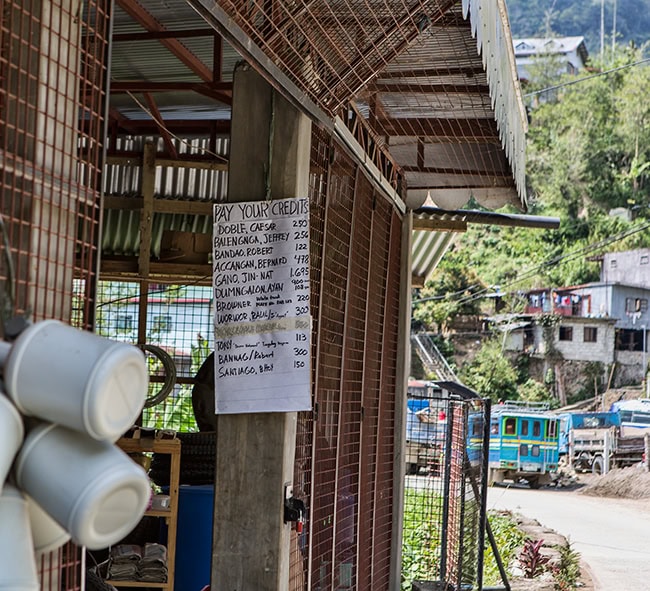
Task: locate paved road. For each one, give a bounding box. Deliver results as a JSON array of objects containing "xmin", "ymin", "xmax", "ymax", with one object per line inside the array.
[{"xmin": 487, "ymin": 484, "xmax": 650, "ymax": 591}]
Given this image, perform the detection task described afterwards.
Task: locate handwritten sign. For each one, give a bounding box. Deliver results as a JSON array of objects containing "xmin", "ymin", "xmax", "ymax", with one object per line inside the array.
[{"xmin": 212, "ymin": 197, "xmax": 311, "ymax": 413}]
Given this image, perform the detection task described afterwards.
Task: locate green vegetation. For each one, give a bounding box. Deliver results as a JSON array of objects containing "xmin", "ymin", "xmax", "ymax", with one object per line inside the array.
[
  {"xmin": 401, "ymin": 491, "xmax": 529, "ymax": 589},
  {"xmin": 413, "ymin": 44, "xmax": 650, "ymax": 404},
  {"xmin": 482, "ymin": 511, "xmax": 528, "ymax": 586},
  {"xmin": 401, "ymin": 489, "xmax": 444, "ymax": 588},
  {"xmin": 552, "ymin": 539, "xmax": 582, "ymax": 591}
]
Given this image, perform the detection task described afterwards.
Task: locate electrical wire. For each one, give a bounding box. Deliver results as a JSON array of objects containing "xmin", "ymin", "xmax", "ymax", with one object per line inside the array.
[
  {"xmin": 414, "ymin": 218, "xmax": 650, "ymax": 308},
  {"xmin": 124, "ymin": 90, "xmax": 228, "ymax": 163},
  {"xmin": 523, "ymin": 57, "xmax": 650, "ymax": 98}
]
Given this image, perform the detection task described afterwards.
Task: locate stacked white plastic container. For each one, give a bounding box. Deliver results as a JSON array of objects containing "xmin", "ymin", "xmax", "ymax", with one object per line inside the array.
[{"xmin": 0, "ymin": 320, "xmax": 151, "ymax": 591}]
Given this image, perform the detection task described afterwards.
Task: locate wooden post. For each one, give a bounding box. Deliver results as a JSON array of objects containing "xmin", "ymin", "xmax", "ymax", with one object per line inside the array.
[{"xmin": 211, "ymin": 63, "xmax": 311, "ymax": 591}]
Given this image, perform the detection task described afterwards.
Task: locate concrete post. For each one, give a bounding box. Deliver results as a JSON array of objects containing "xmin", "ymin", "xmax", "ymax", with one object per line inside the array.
[{"xmin": 211, "ymin": 63, "xmax": 311, "ymax": 591}]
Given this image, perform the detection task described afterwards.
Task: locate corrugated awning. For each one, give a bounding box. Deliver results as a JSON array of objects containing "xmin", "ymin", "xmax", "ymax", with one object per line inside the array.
[{"xmin": 411, "ymin": 206, "xmax": 559, "ymax": 285}]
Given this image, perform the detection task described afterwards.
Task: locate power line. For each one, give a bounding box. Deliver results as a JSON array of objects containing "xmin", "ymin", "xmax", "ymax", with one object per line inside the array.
[
  {"xmin": 524, "ymin": 57, "xmax": 650, "ymax": 98},
  {"xmin": 414, "ymin": 219, "xmax": 650, "ymax": 308}
]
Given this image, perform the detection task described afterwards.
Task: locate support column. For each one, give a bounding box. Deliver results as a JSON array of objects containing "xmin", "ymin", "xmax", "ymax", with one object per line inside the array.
[
  {"xmin": 390, "ymin": 211, "xmax": 413, "ymax": 589},
  {"xmin": 211, "ymin": 63, "xmax": 311, "ymax": 590}
]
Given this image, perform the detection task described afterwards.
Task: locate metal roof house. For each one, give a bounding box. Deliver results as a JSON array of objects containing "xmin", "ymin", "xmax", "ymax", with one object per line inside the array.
[{"xmin": 512, "ymin": 36, "xmax": 589, "ymax": 83}]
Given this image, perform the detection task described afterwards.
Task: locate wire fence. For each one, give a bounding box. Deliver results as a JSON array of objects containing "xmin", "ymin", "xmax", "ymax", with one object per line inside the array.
[{"xmin": 403, "ymin": 385, "xmax": 490, "ymax": 591}]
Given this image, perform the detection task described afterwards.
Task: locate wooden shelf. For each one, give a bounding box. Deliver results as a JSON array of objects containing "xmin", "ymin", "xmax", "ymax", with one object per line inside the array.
[
  {"xmin": 111, "ymin": 437, "xmax": 181, "ymax": 591},
  {"xmin": 108, "ymin": 581, "xmax": 170, "ymax": 588}
]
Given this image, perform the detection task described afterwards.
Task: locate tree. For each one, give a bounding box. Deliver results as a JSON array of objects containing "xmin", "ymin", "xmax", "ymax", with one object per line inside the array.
[
  {"xmin": 412, "ymin": 263, "xmax": 484, "ymax": 334},
  {"xmin": 458, "ymin": 338, "xmax": 519, "ymax": 402}
]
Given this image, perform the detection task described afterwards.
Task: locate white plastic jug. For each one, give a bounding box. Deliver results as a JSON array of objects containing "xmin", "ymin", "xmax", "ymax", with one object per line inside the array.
[
  {"xmin": 0, "ymin": 392, "xmax": 24, "ymax": 495},
  {"xmin": 4, "ymin": 320, "xmax": 148, "ymax": 441},
  {"xmin": 0, "ymin": 485, "xmax": 39, "ymax": 591},
  {"xmin": 27, "ymin": 494, "xmax": 71, "ymax": 554},
  {"xmin": 15, "ymin": 423, "xmax": 151, "ymax": 549}
]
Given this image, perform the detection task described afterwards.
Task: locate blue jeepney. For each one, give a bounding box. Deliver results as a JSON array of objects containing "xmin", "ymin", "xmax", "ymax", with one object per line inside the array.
[{"xmin": 488, "ymin": 401, "xmax": 559, "ymax": 488}]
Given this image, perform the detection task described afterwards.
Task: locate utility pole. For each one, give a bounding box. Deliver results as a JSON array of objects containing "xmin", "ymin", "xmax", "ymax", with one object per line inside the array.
[
  {"xmin": 600, "ymin": 0, "xmax": 605, "ymax": 62},
  {"xmin": 612, "ymin": 0, "xmax": 617, "ymax": 54}
]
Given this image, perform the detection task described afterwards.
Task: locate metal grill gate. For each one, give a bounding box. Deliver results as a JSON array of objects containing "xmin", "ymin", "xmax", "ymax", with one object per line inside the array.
[
  {"xmin": 289, "ymin": 126, "xmax": 405, "ymax": 591},
  {"xmin": 404, "ymin": 383, "xmax": 490, "ymax": 591}
]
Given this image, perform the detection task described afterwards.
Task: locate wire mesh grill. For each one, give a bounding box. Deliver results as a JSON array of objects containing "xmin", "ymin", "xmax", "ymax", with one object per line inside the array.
[
  {"xmin": 403, "ymin": 389, "xmax": 489, "ymax": 591},
  {"xmin": 1, "ymin": 1, "xmax": 109, "ymax": 589},
  {"xmin": 294, "ymin": 126, "xmax": 402, "ymax": 591},
  {"xmin": 93, "ymin": 280, "xmax": 214, "ymax": 432},
  {"xmin": 0, "ymin": 0, "xmax": 108, "ymax": 329},
  {"xmin": 216, "ymin": 0, "xmax": 454, "ymax": 115}
]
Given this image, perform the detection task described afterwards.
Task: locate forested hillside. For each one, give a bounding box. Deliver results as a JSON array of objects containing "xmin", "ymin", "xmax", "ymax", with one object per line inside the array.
[
  {"xmin": 412, "ymin": 43, "xmax": 650, "ymax": 403},
  {"xmin": 505, "ymin": 0, "xmax": 650, "ymax": 53}
]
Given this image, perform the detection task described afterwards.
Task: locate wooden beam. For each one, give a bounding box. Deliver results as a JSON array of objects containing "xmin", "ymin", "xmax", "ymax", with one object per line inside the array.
[
  {"xmin": 106, "ymin": 153, "xmax": 228, "ymax": 169},
  {"xmin": 370, "ymin": 82, "xmax": 490, "ymax": 94},
  {"xmin": 111, "ymin": 81, "xmax": 232, "ymax": 93},
  {"xmin": 107, "ymin": 119, "xmax": 231, "ymax": 135},
  {"xmin": 112, "ymin": 28, "xmax": 216, "ymax": 41},
  {"xmin": 379, "ymin": 117, "xmax": 500, "ymax": 139},
  {"xmin": 411, "ymin": 274, "xmax": 426, "ymax": 288},
  {"xmin": 138, "ymin": 141, "xmax": 156, "ymax": 278},
  {"xmin": 99, "ymin": 260, "xmax": 213, "ymax": 283},
  {"xmin": 413, "ymin": 218, "xmax": 467, "ymax": 232},
  {"xmin": 377, "ymin": 66, "xmax": 486, "ymax": 79},
  {"xmin": 402, "ymin": 165, "xmax": 510, "ymax": 177},
  {"xmin": 103, "ymin": 195, "xmax": 215, "ymax": 215},
  {"xmin": 143, "ymin": 92, "xmax": 178, "ymax": 158}
]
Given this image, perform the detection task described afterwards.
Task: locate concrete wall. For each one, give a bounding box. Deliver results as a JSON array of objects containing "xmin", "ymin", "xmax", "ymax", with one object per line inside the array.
[
  {"xmin": 602, "ymin": 249, "xmax": 650, "ymax": 288},
  {"xmin": 553, "ymin": 320, "xmax": 616, "ymax": 363}
]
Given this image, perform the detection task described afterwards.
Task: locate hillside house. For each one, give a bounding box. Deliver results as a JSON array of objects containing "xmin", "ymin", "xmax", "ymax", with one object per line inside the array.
[
  {"xmin": 498, "ymin": 279, "xmax": 650, "ymax": 389},
  {"xmin": 512, "ymin": 36, "xmax": 588, "ymax": 83}
]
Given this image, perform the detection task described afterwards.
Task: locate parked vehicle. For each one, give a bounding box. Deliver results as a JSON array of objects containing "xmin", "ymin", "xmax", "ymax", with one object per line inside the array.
[
  {"xmin": 558, "ymin": 411, "xmax": 620, "ymax": 473},
  {"xmin": 559, "ymin": 403, "xmax": 649, "ymax": 474},
  {"xmin": 487, "ymin": 401, "xmax": 559, "ymax": 488},
  {"xmin": 610, "ymin": 399, "xmax": 650, "ymax": 437},
  {"xmin": 405, "ymin": 382, "xmax": 447, "ymax": 475}
]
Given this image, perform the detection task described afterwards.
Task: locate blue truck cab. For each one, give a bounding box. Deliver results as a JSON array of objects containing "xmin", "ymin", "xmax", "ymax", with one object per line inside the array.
[{"xmin": 488, "ymin": 401, "xmax": 559, "ymax": 488}]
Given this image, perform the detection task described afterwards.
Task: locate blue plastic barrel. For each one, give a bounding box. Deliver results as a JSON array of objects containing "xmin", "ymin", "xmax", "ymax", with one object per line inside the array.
[{"xmin": 172, "ymin": 485, "xmax": 214, "ymax": 591}]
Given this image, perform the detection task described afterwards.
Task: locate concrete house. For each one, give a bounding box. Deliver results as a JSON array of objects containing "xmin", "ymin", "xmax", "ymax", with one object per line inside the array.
[{"xmin": 499, "ymin": 250, "xmax": 650, "ymax": 390}]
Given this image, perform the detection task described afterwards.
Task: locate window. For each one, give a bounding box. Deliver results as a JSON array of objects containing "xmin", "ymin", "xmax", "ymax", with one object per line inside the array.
[
  {"xmin": 519, "ymin": 444, "xmax": 529, "ymax": 456},
  {"xmin": 616, "ymin": 328, "xmax": 646, "ymax": 351},
  {"xmin": 115, "ymin": 314, "xmax": 134, "ymax": 331},
  {"xmin": 626, "ymin": 298, "xmax": 648, "ymax": 313},
  {"xmin": 533, "ymin": 421, "xmax": 541, "ymax": 437},
  {"xmin": 491, "ymin": 422, "xmax": 499, "ymax": 435},
  {"xmin": 611, "ymin": 259, "xmax": 617, "ymax": 268},
  {"xmin": 531, "ymin": 445, "xmax": 540, "ymax": 457},
  {"xmin": 642, "ymin": 255, "xmax": 649, "ymax": 265},
  {"xmin": 521, "ymin": 420, "xmax": 529, "ymax": 436},
  {"xmin": 547, "ymin": 420, "xmax": 558, "ymax": 438},
  {"xmin": 504, "ymin": 418, "xmax": 517, "ymax": 435},
  {"xmin": 153, "ymin": 315, "xmax": 173, "ymax": 333},
  {"xmin": 471, "ymin": 418, "xmax": 483, "ymax": 436},
  {"xmin": 584, "ymin": 327, "xmax": 598, "ymax": 343},
  {"xmin": 559, "ymin": 326, "xmax": 573, "ymax": 341}
]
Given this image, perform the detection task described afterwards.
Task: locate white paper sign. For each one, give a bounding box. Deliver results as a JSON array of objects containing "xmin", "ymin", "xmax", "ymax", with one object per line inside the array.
[{"xmin": 212, "ymin": 197, "xmax": 312, "ymax": 413}]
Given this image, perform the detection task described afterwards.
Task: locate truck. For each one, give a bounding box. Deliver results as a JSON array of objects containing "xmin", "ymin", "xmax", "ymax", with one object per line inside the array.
[
  {"xmin": 559, "ymin": 409, "xmax": 647, "ymax": 474},
  {"xmin": 405, "ymin": 381, "xmax": 447, "ymax": 475},
  {"xmin": 487, "ymin": 401, "xmax": 560, "ymax": 488}
]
